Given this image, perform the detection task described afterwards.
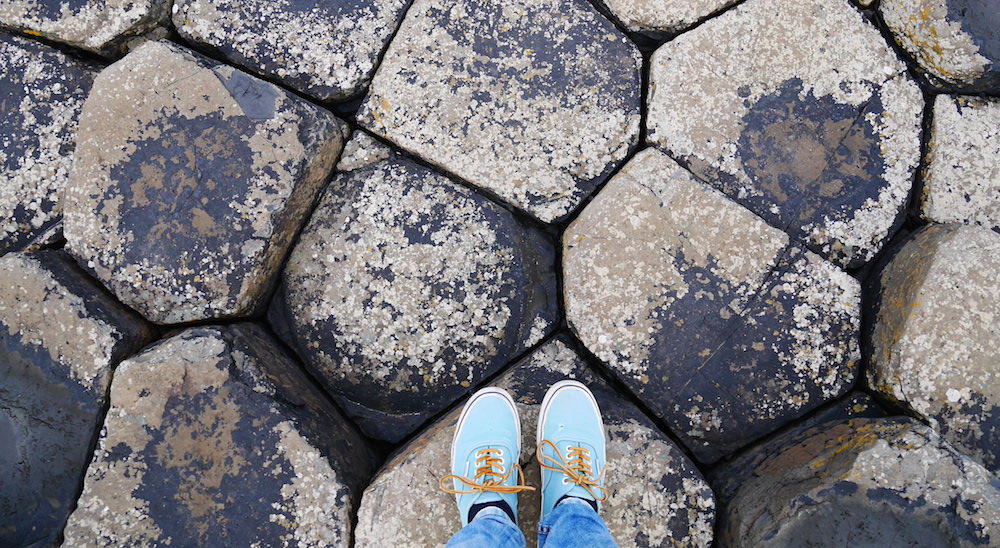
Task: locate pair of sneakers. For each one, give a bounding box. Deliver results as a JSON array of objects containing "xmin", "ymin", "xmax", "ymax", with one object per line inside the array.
[{"xmin": 440, "ymin": 380, "xmax": 608, "ymax": 526}]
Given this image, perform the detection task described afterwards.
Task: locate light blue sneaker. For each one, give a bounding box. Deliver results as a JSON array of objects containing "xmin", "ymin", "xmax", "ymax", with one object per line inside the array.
[
  {"xmin": 536, "ymin": 380, "xmax": 608, "ymax": 519},
  {"xmin": 440, "ymin": 387, "xmax": 533, "ymax": 526}
]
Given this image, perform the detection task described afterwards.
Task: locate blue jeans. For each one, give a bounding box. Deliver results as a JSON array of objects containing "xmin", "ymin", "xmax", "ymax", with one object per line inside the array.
[{"xmin": 446, "ymin": 498, "xmax": 617, "ymax": 548}]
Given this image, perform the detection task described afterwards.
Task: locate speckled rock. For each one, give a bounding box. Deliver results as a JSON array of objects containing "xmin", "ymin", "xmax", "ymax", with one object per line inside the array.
[
  {"xmin": 63, "ymin": 325, "xmax": 373, "ymax": 547},
  {"xmin": 335, "ymin": 130, "xmax": 392, "ymax": 172},
  {"xmin": 0, "ymin": 0, "xmax": 171, "ymax": 54},
  {"xmin": 880, "ymin": 0, "xmax": 1000, "ymax": 93},
  {"xmin": 718, "ymin": 417, "xmax": 1000, "ymax": 547},
  {"xmin": 357, "ymin": 0, "xmax": 642, "ymax": 223},
  {"xmin": 868, "ymin": 224, "xmax": 1000, "ymax": 472},
  {"xmin": 355, "ymin": 336, "xmax": 716, "ymax": 547},
  {"xmin": 0, "ymin": 251, "xmax": 150, "ymax": 548},
  {"xmin": 0, "ymin": 34, "xmax": 95, "ymax": 256},
  {"xmin": 270, "ymin": 154, "xmax": 558, "ymax": 442},
  {"xmin": 596, "ymin": 0, "xmax": 739, "ymax": 36},
  {"xmin": 647, "ymin": 0, "xmax": 923, "ymax": 268},
  {"xmin": 922, "ymin": 95, "xmax": 1000, "ymax": 230},
  {"xmin": 64, "ymin": 40, "xmax": 348, "ymax": 324},
  {"xmin": 564, "ymin": 148, "xmax": 861, "ymax": 463},
  {"xmin": 172, "ymin": 0, "xmax": 409, "ymax": 101}
]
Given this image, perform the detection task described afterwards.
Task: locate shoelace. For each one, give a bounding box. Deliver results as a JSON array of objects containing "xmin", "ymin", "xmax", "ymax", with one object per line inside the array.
[
  {"xmin": 536, "ymin": 439, "xmax": 608, "ymax": 502},
  {"xmin": 439, "ymin": 448, "xmax": 535, "ymax": 495}
]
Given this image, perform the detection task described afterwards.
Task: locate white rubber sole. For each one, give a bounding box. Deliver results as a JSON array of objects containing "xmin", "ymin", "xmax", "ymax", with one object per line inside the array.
[
  {"xmin": 451, "ymin": 387, "xmax": 521, "ymax": 469},
  {"xmin": 536, "ymin": 379, "xmax": 605, "ymax": 447}
]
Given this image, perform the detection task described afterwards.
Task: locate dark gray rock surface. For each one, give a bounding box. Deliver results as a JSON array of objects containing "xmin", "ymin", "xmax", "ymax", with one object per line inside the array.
[
  {"xmin": 270, "ymin": 151, "xmax": 559, "ymax": 442},
  {"xmin": 63, "ymin": 324, "xmax": 373, "ymax": 547},
  {"xmin": 0, "ymin": 251, "xmax": 150, "ymax": 548}
]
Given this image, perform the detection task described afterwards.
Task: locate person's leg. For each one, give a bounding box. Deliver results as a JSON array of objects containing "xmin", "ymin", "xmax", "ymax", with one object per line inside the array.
[
  {"xmin": 535, "ymin": 380, "xmax": 617, "ymax": 548},
  {"xmin": 446, "ymin": 506, "xmax": 526, "ymax": 548}
]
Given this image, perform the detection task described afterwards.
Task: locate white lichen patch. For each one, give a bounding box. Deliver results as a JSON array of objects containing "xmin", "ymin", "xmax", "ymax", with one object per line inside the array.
[
  {"xmin": 173, "ymin": 0, "xmax": 408, "ymax": 101},
  {"xmin": 600, "ymin": 0, "xmax": 739, "ymax": 35},
  {"xmin": 358, "ymin": 0, "xmax": 641, "ymax": 222},
  {"xmin": 0, "ymin": 0, "xmax": 171, "ymax": 53},
  {"xmin": 336, "ymin": 131, "xmax": 392, "ymax": 172},
  {"xmin": 923, "ymin": 95, "xmax": 1000, "ymax": 230}
]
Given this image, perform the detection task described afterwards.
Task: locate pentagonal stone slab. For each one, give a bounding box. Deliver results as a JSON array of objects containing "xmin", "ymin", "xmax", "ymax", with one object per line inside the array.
[
  {"xmin": 647, "ymin": 0, "xmax": 923, "ymax": 268},
  {"xmin": 0, "ymin": 34, "xmax": 96, "ymax": 256},
  {"xmin": 880, "ymin": 0, "xmax": 1000, "ymax": 93},
  {"xmin": 923, "ymin": 95, "xmax": 1000, "ymax": 230},
  {"xmin": 595, "ymin": 0, "xmax": 739, "ymax": 37},
  {"xmin": 355, "ymin": 336, "xmax": 716, "ymax": 548},
  {"xmin": 172, "ymin": 0, "xmax": 409, "ymax": 101},
  {"xmin": 64, "ymin": 40, "xmax": 347, "ymax": 324},
  {"xmin": 868, "ymin": 224, "xmax": 1000, "ymax": 472},
  {"xmin": 0, "ymin": 0, "xmax": 170, "ymax": 53},
  {"xmin": 357, "ymin": 0, "xmax": 642, "ymax": 223},
  {"xmin": 718, "ymin": 417, "xmax": 1000, "ymax": 546},
  {"xmin": 564, "ymin": 148, "xmax": 860, "ymax": 463},
  {"xmin": 270, "ymin": 152, "xmax": 558, "ymax": 442},
  {"xmin": 63, "ymin": 325, "xmax": 374, "ymax": 546},
  {"xmin": 0, "ymin": 251, "xmax": 150, "ymax": 548}
]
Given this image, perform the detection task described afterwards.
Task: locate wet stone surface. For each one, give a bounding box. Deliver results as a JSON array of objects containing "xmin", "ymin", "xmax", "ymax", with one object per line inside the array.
[
  {"xmin": 270, "ymin": 149, "xmax": 559, "ymax": 442},
  {"xmin": 717, "ymin": 417, "xmax": 1000, "ymax": 547},
  {"xmin": 355, "ymin": 336, "xmax": 716, "ymax": 548},
  {"xmin": 564, "ymin": 148, "xmax": 861, "ymax": 464},
  {"xmin": 596, "ymin": 0, "xmax": 740, "ymax": 37},
  {"xmin": 647, "ymin": 0, "xmax": 923, "ymax": 268},
  {"xmin": 357, "ymin": 0, "xmax": 642, "ymax": 223},
  {"xmin": 64, "ymin": 40, "xmax": 348, "ymax": 325},
  {"xmin": 0, "ymin": 33, "xmax": 95, "ymax": 256},
  {"xmin": 0, "ymin": 251, "xmax": 150, "ymax": 548},
  {"xmin": 0, "ymin": 0, "xmax": 171, "ymax": 54},
  {"xmin": 923, "ymin": 95, "xmax": 1000, "ymax": 230},
  {"xmin": 63, "ymin": 324, "xmax": 374, "ymax": 547},
  {"xmin": 172, "ymin": 0, "xmax": 410, "ymax": 101},
  {"xmin": 880, "ymin": 0, "xmax": 1000, "ymax": 93},
  {"xmin": 868, "ymin": 224, "xmax": 1000, "ymax": 473}
]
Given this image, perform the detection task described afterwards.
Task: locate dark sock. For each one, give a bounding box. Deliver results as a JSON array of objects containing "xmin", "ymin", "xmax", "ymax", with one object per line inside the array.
[
  {"xmin": 468, "ymin": 500, "xmax": 516, "ymax": 524},
  {"xmin": 557, "ymin": 494, "xmax": 598, "ymax": 513}
]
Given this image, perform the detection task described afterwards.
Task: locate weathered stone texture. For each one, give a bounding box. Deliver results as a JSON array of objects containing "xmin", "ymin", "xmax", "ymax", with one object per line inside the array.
[
  {"xmin": 0, "ymin": 251, "xmax": 150, "ymax": 548},
  {"xmin": 923, "ymin": 95, "xmax": 1000, "ymax": 230},
  {"xmin": 173, "ymin": 0, "xmax": 409, "ymax": 101},
  {"xmin": 355, "ymin": 337, "xmax": 715, "ymax": 547},
  {"xmin": 64, "ymin": 40, "xmax": 348, "ymax": 324},
  {"xmin": 335, "ymin": 130, "xmax": 392, "ymax": 173},
  {"xmin": 869, "ymin": 224, "xmax": 1000, "ymax": 472},
  {"xmin": 63, "ymin": 325, "xmax": 373, "ymax": 547},
  {"xmin": 647, "ymin": 0, "xmax": 923, "ymax": 268},
  {"xmin": 0, "ymin": 34, "xmax": 95, "ymax": 256},
  {"xmin": 718, "ymin": 418, "xmax": 1000, "ymax": 547},
  {"xmin": 358, "ymin": 0, "xmax": 642, "ymax": 222},
  {"xmin": 0, "ymin": 0, "xmax": 171, "ymax": 53},
  {"xmin": 565, "ymin": 148, "xmax": 861, "ymax": 463},
  {"xmin": 271, "ymin": 154, "xmax": 558, "ymax": 442},
  {"xmin": 880, "ymin": 0, "xmax": 1000, "ymax": 93},
  {"xmin": 597, "ymin": 0, "xmax": 739, "ymax": 36}
]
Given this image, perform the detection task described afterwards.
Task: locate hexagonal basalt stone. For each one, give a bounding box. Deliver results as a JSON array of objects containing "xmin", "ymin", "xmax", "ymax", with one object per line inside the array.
[
  {"xmin": 647, "ymin": 0, "xmax": 923, "ymax": 268},
  {"xmin": 64, "ymin": 40, "xmax": 348, "ymax": 324},
  {"xmin": 357, "ymin": 0, "xmax": 642, "ymax": 223},
  {"xmin": 355, "ymin": 337, "xmax": 716, "ymax": 547},
  {"xmin": 880, "ymin": 0, "xmax": 1000, "ymax": 93},
  {"xmin": 0, "ymin": 251, "xmax": 150, "ymax": 548},
  {"xmin": 595, "ymin": 0, "xmax": 739, "ymax": 37},
  {"xmin": 63, "ymin": 325, "xmax": 374, "ymax": 547},
  {"xmin": 0, "ymin": 33, "xmax": 96, "ymax": 256},
  {"xmin": 564, "ymin": 148, "xmax": 861, "ymax": 463},
  {"xmin": 717, "ymin": 418, "xmax": 1000, "ymax": 547},
  {"xmin": 0, "ymin": 0, "xmax": 171, "ymax": 54},
  {"xmin": 172, "ymin": 0, "xmax": 409, "ymax": 101},
  {"xmin": 923, "ymin": 95, "xmax": 1000, "ymax": 230},
  {"xmin": 868, "ymin": 224, "xmax": 1000, "ymax": 472},
  {"xmin": 270, "ymin": 152, "xmax": 559, "ymax": 442}
]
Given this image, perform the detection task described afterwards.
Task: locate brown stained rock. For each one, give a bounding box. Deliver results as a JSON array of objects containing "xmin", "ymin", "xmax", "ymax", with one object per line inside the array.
[
  {"xmin": 596, "ymin": 0, "xmax": 739, "ymax": 37},
  {"xmin": 0, "ymin": 250, "xmax": 151, "ymax": 547},
  {"xmin": 718, "ymin": 417, "xmax": 1000, "ymax": 547},
  {"xmin": 564, "ymin": 148, "xmax": 860, "ymax": 463},
  {"xmin": 64, "ymin": 40, "xmax": 348, "ymax": 324},
  {"xmin": 922, "ymin": 95, "xmax": 1000, "ymax": 230},
  {"xmin": 355, "ymin": 337, "xmax": 715, "ymax": 547},
  {"xmin": 63, "ymin": 325, "xmax": 373, "ymax": 547},
  {"xmin": 868, "ymin": 224, "xmax": 1000, "ymax": 472},
  {"xmin": 647, "ymin": 0, "xmax": 923, "ymax": 268}
]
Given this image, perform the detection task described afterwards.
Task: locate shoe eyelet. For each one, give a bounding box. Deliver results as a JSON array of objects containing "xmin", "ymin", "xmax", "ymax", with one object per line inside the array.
[
  {"xmin": 562, "ymin": 477, "xmax": 570, "ymax": 484},
  {"xmin": 495, "ymin": 448, "xmax": 503, "ymax": 456}
]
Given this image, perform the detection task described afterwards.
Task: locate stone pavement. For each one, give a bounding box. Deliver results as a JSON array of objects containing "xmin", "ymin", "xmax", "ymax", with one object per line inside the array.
[{"xmin": 1, "ymin": 0, "xmax": 998, "ymax": 546}]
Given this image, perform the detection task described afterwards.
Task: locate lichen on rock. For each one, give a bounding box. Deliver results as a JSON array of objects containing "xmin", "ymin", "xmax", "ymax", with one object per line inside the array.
[{"xmin": 596, "ymin": 0, "xmax": 740, "ymax": 37}]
